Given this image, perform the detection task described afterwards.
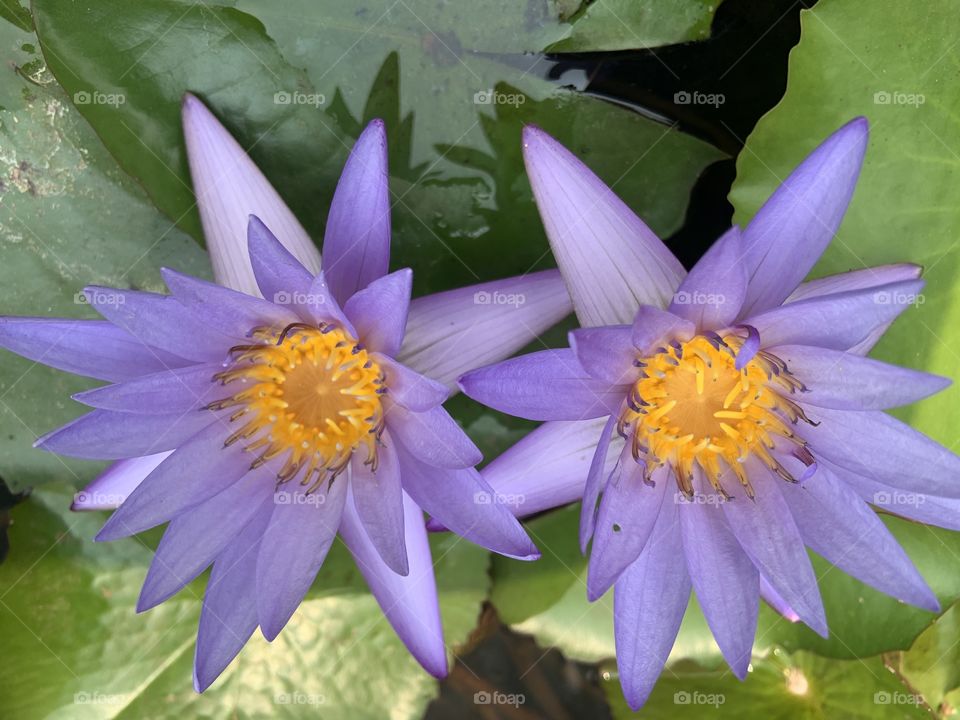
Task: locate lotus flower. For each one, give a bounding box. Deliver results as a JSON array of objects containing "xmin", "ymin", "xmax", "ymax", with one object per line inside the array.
[
  {"xmin": 458, "ymin": 118, "xmax": 960, "ymax": 709},
  {"xmin": 0, "ymin": 96, "xmax": 575, "ymax": 690}
]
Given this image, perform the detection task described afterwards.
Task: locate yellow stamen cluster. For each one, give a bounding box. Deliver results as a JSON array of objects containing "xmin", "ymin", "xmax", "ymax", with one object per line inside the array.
[
  {"xmin": 619, "ymin": 334, "xmax": 814, "ymax": 498},
  {"xmin": 209, "ymin": 323, "xmax": 385, "ymax": 492}
]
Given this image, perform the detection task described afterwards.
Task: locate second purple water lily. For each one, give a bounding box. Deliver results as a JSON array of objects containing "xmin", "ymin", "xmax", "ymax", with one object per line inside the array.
[{"xmin": 460, "ymin": 118, "xmax": 960, "ymax": 709}]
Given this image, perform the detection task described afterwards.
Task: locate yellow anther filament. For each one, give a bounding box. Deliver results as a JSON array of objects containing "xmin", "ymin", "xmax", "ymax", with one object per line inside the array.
[
  {"xmin": 618, "ymin": 335, "xmax": 812, "ymax": 498},
  {"xmin": 208, "ymin": 323, "xmax": 384, "ymax": 492}
]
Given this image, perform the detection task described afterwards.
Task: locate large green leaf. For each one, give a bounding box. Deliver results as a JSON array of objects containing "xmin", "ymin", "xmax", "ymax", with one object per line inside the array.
[
  {"xmin": 604, "ymin": 649, "xmax": 931, "ymax": 719},
  {"xmin": 0, "ymin": 485, "xmax": 489, "ymax": 719},
  {"xmin": 0, "ymin": 23, "xmax": 209, "ymax": 492},
  {"xmin": 546, "ymin": 0, "xmax": 721, "ymax": 53},
  {"xmin": 31, "ymin": 0, "xmax": 725, "ymax": 298},
  {"xmin": 891, "ymin": 601, "xmax": 960, "ymax": 715}
]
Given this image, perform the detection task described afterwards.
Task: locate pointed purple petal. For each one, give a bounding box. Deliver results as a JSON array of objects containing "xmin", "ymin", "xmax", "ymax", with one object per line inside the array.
[
  {"xmin": 486, "ymin": 418, "xmax": 620, "ymax": 521},
  {"xmin": 349, "ymin": 435, "xmax": 407, "ymax": 575},
  {"xmin": 384, "ymin": 401, "xmax": 481, "ymax": 469},
  {"xmin": 247, "ymin": 216, "xmax": 314, "ymax": 311},
  {"xmin": 182, "ymin": 94, "xmax": 318, "ymax": 296},
  {"xmin": 459, "ymin": 349, "xmax": 625, "ymax": 422},
  {"xmin": 587, "ymin": 461, "xmax": 668, "ymax": 601},
  {"xmin": 301, "ymin": 271, "xmax": 355, "ymax": 333},
  {"xmin": 820, "ymin": 457, "xmax": 960, "ymax": 531},
  {"xmin": 613, "ymin": 497, "xmax": 690, "ymax": 711},
  {"xmin": 73, "ymin": 363, "xmax": 222, "ymax": 414},
  {"xmin": 679, "ymin": 470, "xmax": 758, "ymax": 679},
  {"xmin": 84, "ymin": 286, "xmax": 240, "ymax": 362},
  {"xmin": 257, "ymin": 478, "xmax": 348, "ymax": 640},
  {"xmin": 0, "ymin": 318, "xmax": 193, "ymax": 382},
  {"xmin": 522, "ymin": 126, "xmax": 685, "ymax": 326},
  {"xmin": 779, "ymin": 459, "xmax": 938, "ymax": 611},
  {"xmin": 161, "ymin": 268, "xmax": 298, "ymax": 336},
  {"xmin": 395, "ymin": 442, "xmax": 538, "ymax": 560},
  {"xmin": 71, "ymin": 451, "xmax": 171, "ymax": 511},
  {"xmin": 343, "ymin": 269, "xmax": 411, "ymax": 356},
  {"xmin": 340, "ymin": 490, "xmax": 447, "ymax": 677},
  {"xmin": 323, "ymin": 119, "xmax": 391, "ymax": 304},
  {"xmin": 670, "ymin": 226, "xmax": 748, "ymax": 330},
  {"xmin": 799, "ymin": 406, "xmax": 960, "ymax": 499},
  {"xmin": 786, "ymin": 263, "xmax": 923, "ymax": 356},
  {"xmin": 194, "ymin": 504, "xmax": 272, "ymax": 692},
  {"xmin": 721, "ymin": 462, "xmax": 827, "ymax": 637},
  {"xmin": 95, "ymin": 421, "xmax": 255, "ymax": 541},
  {"xmin": 734, "ymin": 325, "xmax": 761, "ymax": 370},
  {"xmin": 746, "ymin": 279, "xmax": 924, "ymax": 350},
  {"xmin": 787, "ymin": 263, "xmax": 922, "ymax": 304},
  {"xmin": 137, "ymin": 469, "xmax": 274, "ymax": 611},
  {"xmin": 569, "ymin": 325, "xmax": 637, "ymax": 385},
  {"xmin": 374, "ymin": 354, "xmax": 448, "ymax": 412},
  {"xmin": 740, "ymin": 118, "xmax": 869, "ymax": 316},
  {"xmin": 631, "ymin": 306, "xmax": 695, "ymax": 355},
  {"xmin": 760, "ymin": 576, "xmax": 800, "ymax": 623},
  {"xmin": 774, "ymin": 345, "xmax": 949, "ymax": 410},
  {"xmin": 36, "ymin": 408, "xmax": 216, "ymax": 460},
  {"xmin": 580, "ymin": 413, "xmax": 620, "ymax": 552},
  {"xmin": 399, "ymin": 270, "xmax": 572, "ymax": 389}
]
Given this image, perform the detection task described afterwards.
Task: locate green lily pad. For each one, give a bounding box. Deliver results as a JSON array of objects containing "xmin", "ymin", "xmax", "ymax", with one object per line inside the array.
[
  {"xmin": 0, "ymin": 23, "xmax": 209, "ymax": 493},
  {"xmin": 0, "ymin": 484, "xmax": 489, "ymax": 719},
  {"xmin": 605, "ymin": 648, "xmax": 931, "ymax": 719},
  {"xmin": 0, "ymin": 0, "xmax": 30, "ymax": 32},
  {"xmin": 890, "ymin": 601, "xmax": 960, "ymax": 714},
  {"xmin": 546, "ymin": 0, "xmax": 721, "ymax": 53}
]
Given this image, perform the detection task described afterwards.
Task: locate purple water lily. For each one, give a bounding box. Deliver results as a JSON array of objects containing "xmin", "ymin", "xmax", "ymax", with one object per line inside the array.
[
  {"xmin": 459, "ymin": 119, "xmax": 960, "ymax": 708},
  {"xmin": 0, "ymin": 96, "xmax": 575, "ymax": 689}
]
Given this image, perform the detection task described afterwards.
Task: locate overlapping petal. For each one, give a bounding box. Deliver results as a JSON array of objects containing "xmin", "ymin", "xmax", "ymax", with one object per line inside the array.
[
  {"xmin": 182, "ymin": 94, "xmax": 318, "ymax": 296},
  {"xmin": 399, "ymin": 270, "xmax": 572, "ymax": 389},
  {"xmin": 459, "ymin": 349, "xmax": 625, "ymax": 421},
  {"xmin": 322, "ymin": 119, "xmax": 391, "ymax": 304},
  {"xmin": 523, "ymin": 126, "xmax": 685, "ymax": 325},
  {"xmin": 739, "ymin": 117, "xmax": 868, "ymax": 316}
]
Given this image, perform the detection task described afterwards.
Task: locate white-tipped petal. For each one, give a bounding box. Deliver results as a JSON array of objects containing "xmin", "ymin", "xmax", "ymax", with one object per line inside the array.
[{"xmin": 182, "ymin": 93, "xmax": 320, "ymax": 295}]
